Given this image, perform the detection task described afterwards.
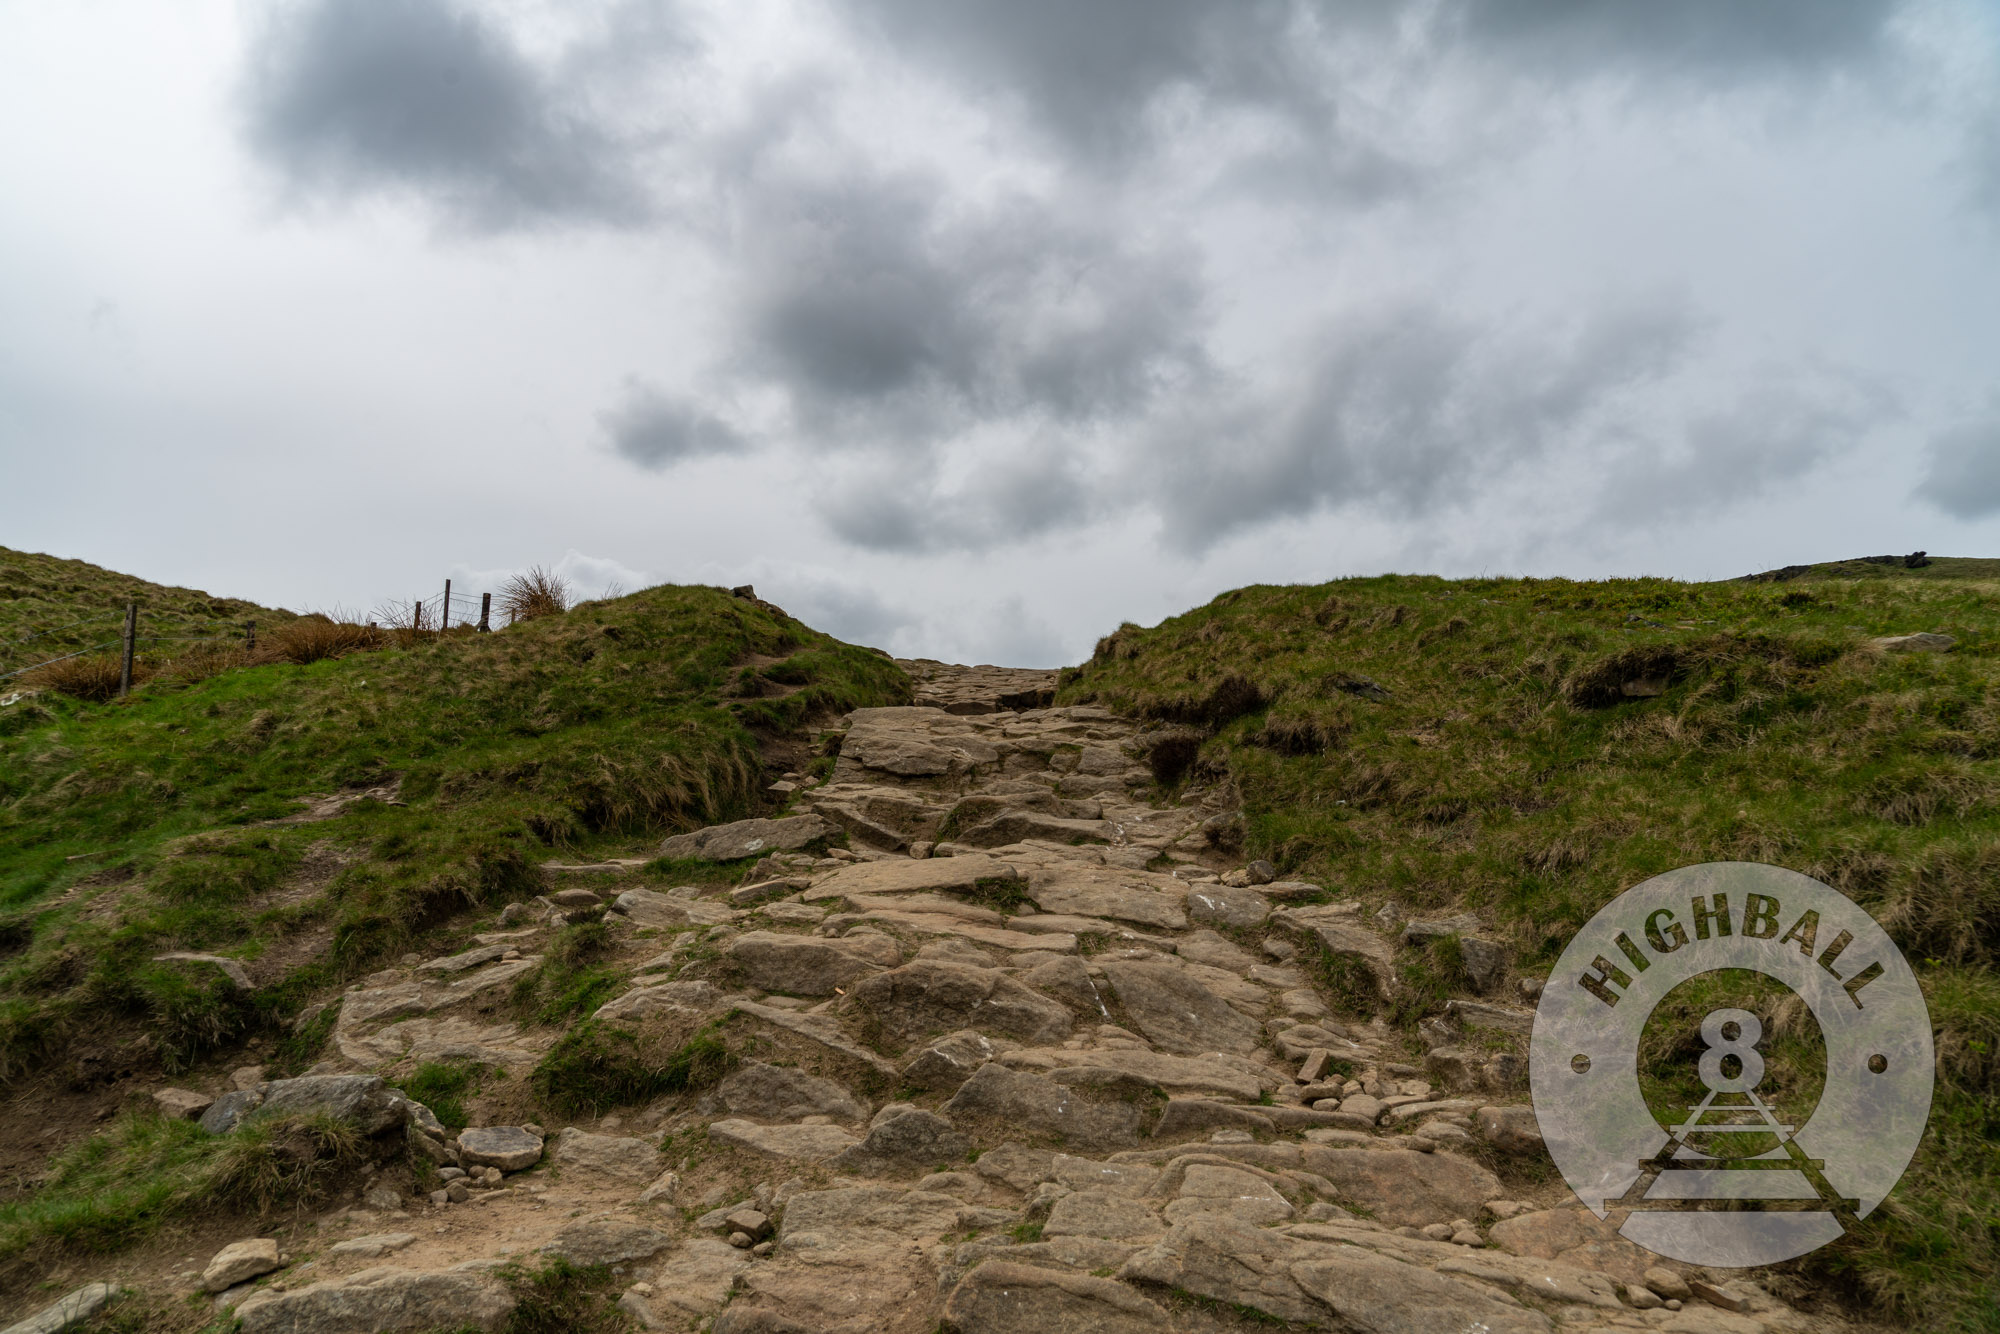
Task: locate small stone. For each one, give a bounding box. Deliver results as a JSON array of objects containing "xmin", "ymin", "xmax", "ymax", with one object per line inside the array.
[
  {"xmin": 751, "ymin": 1240, "xmax": 774, "ymax": 1256},
  {"xmin": 551, "ymin": 888, "xmax": 602, "ymax": 909},
  {"xmin": 203, "ymin": 1238, "xmax": 282, "ymax": 1292},
  {"xmin": 438, "ymin": 1167, "xmax": 467, "ymax": 1182},
  {"xmin": 1644, "ymin": 1266, "xmax": 1693, "ymax": 1301},
  {"xmin": 446, "ymin": 1181, "xmax": 471, "ymax": 1203},
  {"xmin": 458, "ymin": 1126, "xmax": 545, "ymax": 1172},
  {"xmin": 152, "ymin": 1087, "xmax": 214, "ymax": 1120},
  {"xmin": 1688, "ymin": 1278, "xmax": 1753, "ymax": 1313},
  {"xmin": 723, "ymin": 1208, "xmax": 772, "ymax": 1241},
  {"xmin": 1517, "ymin": 977, "xmax": 1543, "ymax": 1001},
  {"xmin": 231, "ymin": 1065, "xmax": 267, "ymax": 1091},
  {"xmin": 1245, "ymin": 859, "xmax": 1276, "ymax": 885},
  {"xmin": 1625, "ymin": 1283, "xmax": 1663, "ymax": 1310},
  {"xmin": 1666, "ymin": 1298, "xmax": 1683, "ymax": 1310},
  {"xmin": 1450, "ymin": 1229, "xmax": 1481, "ymax": 1246},
  {"xmin": 1421, "ymin": 1223, "xmax": 1455, "ymax": 1241},
  {"xmin": 1263, "ymin": 937, "xmax": 1296, "ymax": 961},
  {"xmin": 363, "ymin": 1185, "xmax": 405, "ymax": 1211},
  {"xmin": 728, "ymin": 1231, "xmax": 753, "ymax": 1248},
  {"xmin": 429, "ymin": 1189, "xmax": 449, "ymax": 1205},
  {"xmin": 617, "ymin": 1290, "xmax": 664, "ymax": 1331},
  {"xmin": 1485, "ymin": 1200, "xmax": 1533, "ymax": 1220}
]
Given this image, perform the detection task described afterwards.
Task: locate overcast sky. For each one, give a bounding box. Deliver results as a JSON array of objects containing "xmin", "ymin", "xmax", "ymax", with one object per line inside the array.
[{"xmin": 4, "ymin": 1, "xmax": 1998, "ymax": 665}]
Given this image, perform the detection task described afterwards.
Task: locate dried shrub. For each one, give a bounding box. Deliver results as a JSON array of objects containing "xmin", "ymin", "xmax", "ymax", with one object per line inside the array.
[
  {"xmin": 501, "ymin": 567, "xmax": 570, "ymax": 625},
  {"xmin": 22, "ymin": 653, "xmax": 149, "ymax": 702},
  {"xmin": 269, "ymin": 614, "xmax": 385, "ymax": 665}
]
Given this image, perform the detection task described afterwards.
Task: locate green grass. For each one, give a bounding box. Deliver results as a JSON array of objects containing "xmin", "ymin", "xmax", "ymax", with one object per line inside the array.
[
  {"xmin": 398, "ymin": 1059, "xmax": 492, "ymax": 1131},
  {"xmin": 0, "ymin": 544, "xmax": 295, "ymax": 687},
  {"xmin": 0, "ymin": 1110, "xmax": 361, "ymax": 1261},
  {"xmin": 529, "ymin": 1017, "xmax": 736, "ymax": 1117},
  {"xmin": 0, "ymin": 580, "xmax": 910, "ymax": 1079},
  {"xmin": 1060, "ymin": 571, "xmax": 2000, "ymax": 1328}
]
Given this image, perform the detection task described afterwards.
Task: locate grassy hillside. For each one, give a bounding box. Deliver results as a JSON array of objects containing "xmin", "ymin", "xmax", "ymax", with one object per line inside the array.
[
  {"xmin": 1059, "ymin": 573, "xmax": 1999, "ymax": 1325},
  {"xmin": 1744, "ymin": 552, "xmax": 2000, "ymax": 582},
  {"xmin": 0, "ymin": 546, "xmax": 294, "ymax": 685},
  {"xmin": 0, "ymin": 581, "xmax": 909, "ymax": 1080}
]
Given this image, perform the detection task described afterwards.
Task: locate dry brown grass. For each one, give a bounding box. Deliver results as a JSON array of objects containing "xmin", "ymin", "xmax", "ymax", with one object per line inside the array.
[
  {"xmin": 268, "ymin": 614, "xmax": 385, "ymax": 665},
  {"xmin": 500, "ymin": 567, "xmax": 570, "ymax": 624},
  {"xmin": 20, "ymin": 653, "xmax": 150, "ymax": 702}
]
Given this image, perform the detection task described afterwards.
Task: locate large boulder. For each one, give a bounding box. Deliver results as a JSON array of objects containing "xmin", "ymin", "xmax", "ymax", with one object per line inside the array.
[
  {"xmin": 942, "ymin": 1063, "xmax": 1141, "ymax": 1151},
  {"xmin": 1302, "ymin": 1148, "xmax": 1502, "ymax": 1229},
  {"xmin": 717, "ymin": 1061, "xmax": 869, "ymax": 1122},
  {"xmin": 942, "ymin": 1261, "xmax": 1168, "ymax": 1334},
  {"xmin": 830, "ymin": 1109, "xmax": 972, "ymax": 1178},
  {"xmin": 851, "ymin": 961, "xmax": 1072, "ymax": 1046},
  {"xmin": 198, "ymin": 1075, "xmax": 408, "ymax": 1136},
  {"xmin": 234, "ymin": 1267, "xmax": 514, "ymax": 1333},
  {"xmin": 728, "ymin": 931, "xmax": 901, "ymax": 996},
  {"xmin": 659, "ymin": 815, "xmax": 828, "ymax": 861},
  {"xmin": 1095, "ymin": 960, "xmax": 1263, "ymax": 1055}
]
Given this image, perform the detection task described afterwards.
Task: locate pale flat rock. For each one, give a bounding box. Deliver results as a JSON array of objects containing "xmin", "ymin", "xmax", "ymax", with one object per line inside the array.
[
  {"xmin": 336, "ymin": 957, "xmax": 540, "ymax": 1028},
  {"xmin": 234, "ymin": 1266, "xmax": 514, "ymax": 1333},
  {"xmin": 841, "ymin": 892, "xmax": 1004, "ymax": 923},
  {"xmin": 543, "ymin": 1219, "xmax": 674, "ymax": 1266},
  {"xmin": 1049, "ymin": 1154, "xmax": 1160, "ymax": 1197},
  {"xmin": 1045, "ymin": 1190, "xmax": 1166, "ymax": 1241},
  {"xmin": 1165, "ymin": 1165, "xmax": 1294, "ymax": 1225},
  {"xmin": 552, "ymin": 1128, "xmax": 660, "ymax": 1180},
  {"xmin": 852, "ymin": 960, "xmax": 1073, "ymax": 1046},
  {"xmin": 1184, "ymin": 884, "xmax": 1270, "ymax": 929},
  {"xmin": 612, "ymin": 887, "xmax": 737, "ymax": 928},
  {"xmin": 328, "ymin": 1233, "xmax": 416, "ymax": 1259},
  {"xmin": 419, "ymin": 943, "xmax": 508, "ymax": 973},
  {"xmin": 2, "ymin": 1283, "xmax": 119, "ymax": 1334},
  {"xmin": 1018, "ymin": 1047, "xmax": 1262, "ymax": 1101},
  {"xmin": 1277, "ymin": 910, "xmax": 1397, "ymax": 998},
  {"xmin": 901, "ymin": 1029, "xmax": 1020, "ymax": 1090},
  {"xmin": 204, "ymin": 1238, "xmax": 282, "ymax": 1293},
  {"xmin": 779, "ymin": 1186, "xmax": 970, "ymax": 1237},
  {"xmin": 731, "ymin": 1000, "xmax": 902, "ymax": 1078},
  {"xmin": 152, "ymin": 1087, "xmax": 213, "ymax": 1120},
  {"xmin": 1305, "ymin": 1148, "xmax": 1503, "ymax": 1229},
  {"xmin": 943, "ymin": 1063, "xmax": 1141, "ymax": 1151},
  {"xmin": 1291, "ymin": 1246, "xmax": 1551, "ymax": 1334},
  {"xmin": 1118, "ymin": 1214, "xmax": 1326, "ymax": 1326},
  {"xmin": 728, "ymin": 930, "xmax": 901, "ymax": 995},
  {"xmin": 592, "ymin": 984, "xmax": 710, "ymax": 1024},
  {"xmin": 659, "ymin": 814, "xmax": 828, "ymax": 861},
  {"xmin": 648, "ymin": 1239, "xmax": 752, "ymax": 1320},
  {"xmin": 848, "ymin": 910, "xmax": 1078, "ymax": 953},
  {"xmin": 1096, "ymin": 959, "xmax": 1264, "ymax": 1055},
  {"xmin": 708, "ymin": 1118, "xmax": 860, "ymax": 1160},
  {"xmin": 802, "ymin": 854, "xmax": 1021, "ymax": 901},
  {"xmin": 719, "ymin": 1223, "xmax": 940, "ymax": 1334},
  {"xmin": 1285, "ymin": 1222, "xmax": 1622, "ymax": 1309},
  {"xmin": 1486, "ymin": 1208, "xmax": 1659, "ymax": 1284},
  {"xmin": 942, "ymin": 1261, "xmax": 1167, "ymax": 1334},
  {"xmin": 830, "ymin": 1108, "xmax": 973, "ymax": 1177},
  {"xmin": 337, "ymin": 1013, "xmax": 548, "ymax": 1069},
  {"xmin": 1023, "ymin": 867, "xmax": 1188, "ymax": 930},
  {"xmin": 1173, "ymin": 929, "xmax": 1261, "ymax": 973},
  {"xmin": 717, "ymin": 1061, "xmax": 869, "ymax": 1122},
  {"xmin": 457, "ymin": 1126, "xmax": 544, "ymax": 1171}
]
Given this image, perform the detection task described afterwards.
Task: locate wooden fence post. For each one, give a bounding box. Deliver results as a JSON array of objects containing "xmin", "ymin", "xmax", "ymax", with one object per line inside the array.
[
  {"xmin": 478, "ymin": 592, "xmax": 492, "ymax": 632},
  {"xmin": 119, "ymin": 603, "xmax": 136, "ymax": 697},
  {"xmin": 245, "ymin": 619, "xmax": 257, "ymax": 651},
  {"xmin": 442, "ymin": 579, "xmax": 452, "ymax": 631}
]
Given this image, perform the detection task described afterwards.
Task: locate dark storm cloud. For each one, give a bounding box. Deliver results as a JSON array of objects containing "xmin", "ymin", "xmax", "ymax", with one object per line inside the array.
[
  {"xmin": 1914, "ymin": 410, "xmax": 2000, "ymax": 518},
  {"xmin": 1447, "ymin": 0, "xmax": 1907, "ymax": 80},
  {"xmin": 831, "ymin": 0, "xmax": 1353, "ymax": 161},
  {"xmin": 599, "ymin": 381, "xmax": 748, "ymax": 469},
  {"xmin": 1150, "ymin": 302, "xmax": 1697, "ymax": 544},
  {"xmin": 241, "ymin": 0, "xmax": 652, "ymax": 228},
  {"xmin": 735, "ymin": 171, "xmax": 1211, "ymax": 442}
]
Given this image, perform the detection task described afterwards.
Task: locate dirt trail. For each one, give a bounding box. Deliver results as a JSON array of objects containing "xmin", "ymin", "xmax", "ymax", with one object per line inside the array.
[{"xmin": 9, "ymin": 664, "xmax": 1884, "ymax": 1333}]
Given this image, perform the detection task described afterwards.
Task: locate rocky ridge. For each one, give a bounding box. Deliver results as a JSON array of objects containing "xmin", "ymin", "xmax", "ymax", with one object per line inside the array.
[{"xmin": 26, "ymin": 664, "xmax": 1863, "ymax": 1334}]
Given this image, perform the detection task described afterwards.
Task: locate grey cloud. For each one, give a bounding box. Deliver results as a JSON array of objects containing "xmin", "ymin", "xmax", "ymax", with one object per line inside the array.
[
  {"xmin": 737, "ymin": 172, "xmax": 1209, "ymax": 441},
  {"xmin": 1914, "ymin": 411, "xmax": 2000, "ymax": 518},
  {"xmin": 821, "ymin": 446, "xmax": 1097, "ymax": 553},
  {"xmin": 1448, "ymin": 0, "xmax": 1908, "ymax": 81},
  {"xmin": 1596, "ymin": 378, "xmax": 1891, "ymax": 522},
  {"xmin": 1151, "ymin": 301, "xmax": 1697, "ymax": 543},
  {"xmin": 241, "ymin": 0, "xmax": 652, "ymax": 228},
  {"xmin": 600, "ymin": 382, "xmax": 748, "ymax": 470},
  {"xmin": 758, "ymin": 575, "xmax": 916, "ymax": 650},
  {"xmin": 832, "ymin": 0, "xmax": 1346, "ymax": 161}
]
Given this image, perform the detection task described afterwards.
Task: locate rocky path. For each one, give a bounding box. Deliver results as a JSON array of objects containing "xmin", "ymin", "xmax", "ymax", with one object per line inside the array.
[{"xmin": 28, "ymin": 665, "xmax": 1868, "ymax": 1333}]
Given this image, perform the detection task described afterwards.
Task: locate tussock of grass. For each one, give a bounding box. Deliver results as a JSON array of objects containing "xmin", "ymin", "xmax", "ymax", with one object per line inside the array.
[
  {"xmin": 0, "ymin": 1111, "xmax": 363, "ymax": 1260},
  {"xmin": 1060, "ymin": 571, "xmax": 2000, "ymax": 1327},
  {"xmin": 20, "ymin": 654, "xmax": 149, "ymax": 702},
  {"xmin": 530, "ymin": 1018, "xmax": 735, "ymax": 1117},
  {"xmin": 398, "ymin": 1059, "xmax": 490, "ymax": 1131},
  {"xmin": 499, "ymin": 567, "xmax": 570, "ymax": 625}
]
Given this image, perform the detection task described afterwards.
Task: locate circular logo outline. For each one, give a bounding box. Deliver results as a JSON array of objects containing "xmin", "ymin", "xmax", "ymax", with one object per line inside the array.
[{"xmin": 1529, "ymin": 862, "xmax": 1933, "ymax": 1268}]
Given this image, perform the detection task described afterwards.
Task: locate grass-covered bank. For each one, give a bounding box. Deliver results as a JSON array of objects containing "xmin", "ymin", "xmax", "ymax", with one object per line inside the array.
[
  {"xmin": 1059, "ymin": 571, "xmax": 2000, "ymax": 1327},
  {"xmin": 0, "ymin": 582, "xmax": 909, "ymax": 1081}
]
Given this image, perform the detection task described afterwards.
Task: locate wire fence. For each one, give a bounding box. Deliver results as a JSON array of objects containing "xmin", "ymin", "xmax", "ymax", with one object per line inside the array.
[{"xmin": 1, "ymin": 578, "xmax": 502, "ymax": 696}]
